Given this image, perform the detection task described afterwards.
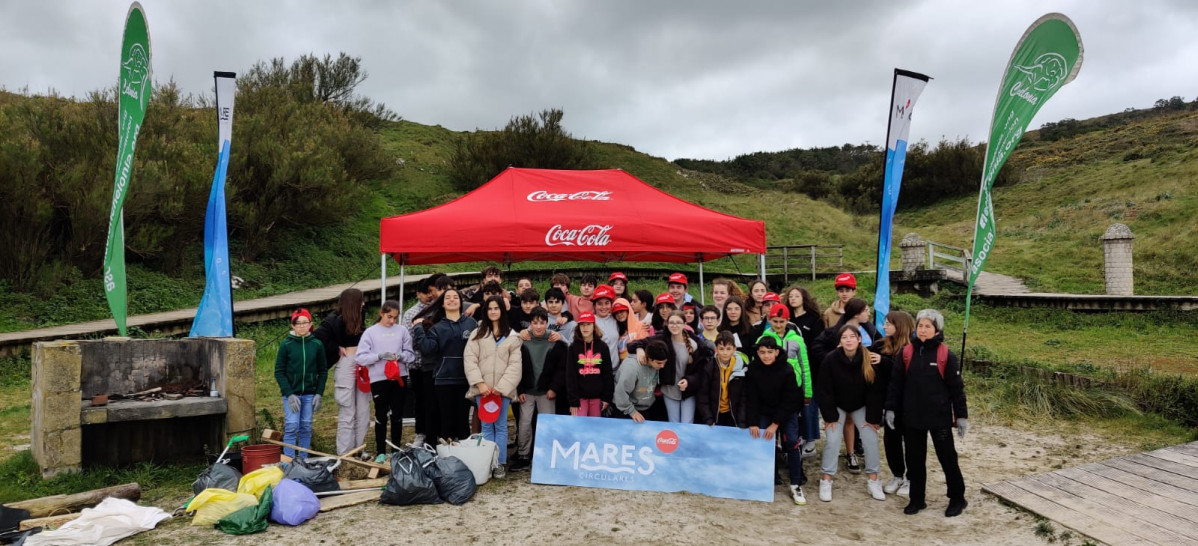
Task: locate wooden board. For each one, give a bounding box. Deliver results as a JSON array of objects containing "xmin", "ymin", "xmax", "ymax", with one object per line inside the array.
[
  {"xmin": 983, "ymin": 442, "xmax": 1198, "ymax": 546},
  {"xmin": 318, "ymin": 490, "xmax": 380, "ymax": 512},
  {"xmin": 1056, "ymin": 466, "xmax": 1198, "ymax": 524},
  {"xmin": 983, "ymin": 481, "xmax": 1140, "ymax": 545}
]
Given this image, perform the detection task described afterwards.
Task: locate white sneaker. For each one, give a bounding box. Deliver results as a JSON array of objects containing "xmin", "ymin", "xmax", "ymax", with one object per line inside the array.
[
  {"xmin": 868, "ymin": 478, "xmax": 886, "ymax": 501},
  {"xmin": 790, "ymin": 484, "xmax": 807, "ymax": 506},
  {"xmin": 884, "ymin": 476, "xmax": 904, "ymax": 494},
  {"xmin": 493, "ymin": 464, "xmax": 507, "ymax": 479},
  {"xmin": 819, "ymin": 478, "xmax": 833, "ymax": 502},
  {"xmin": 898, "ymin": 479, "xmax": 910, "ymax": 497}
]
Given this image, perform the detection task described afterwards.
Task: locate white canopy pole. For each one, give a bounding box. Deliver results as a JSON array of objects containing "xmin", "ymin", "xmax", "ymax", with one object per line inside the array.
[
  {"xmin": 699, "ymin": 260, "xmax": 705, "ymax": 305},
  {"xmin": 759, "ymin": 254, "xmax": 766, "ymax": 282},
  {"xmin": 380, "ymin": 253, "xmax": 387, "ymax": 306},
  {"xmin": 399, "ymin": 263, "xmax": 406, "ymax": 310}
]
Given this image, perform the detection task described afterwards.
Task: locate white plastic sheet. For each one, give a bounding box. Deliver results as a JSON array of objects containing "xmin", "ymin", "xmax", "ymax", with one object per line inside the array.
[{"xmin": 24, "ymin": 497, "xmax": 169, "ymax": 546}]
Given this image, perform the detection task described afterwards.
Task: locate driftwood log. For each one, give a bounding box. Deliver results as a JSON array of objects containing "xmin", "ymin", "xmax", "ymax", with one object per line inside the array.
[
  {"xmin": 318, "ymin": 490, "xmax": 380, "ymax": 512},
  {"xmin": 5, "ymin": 483, "xmax": 141, "ymax": 518},
  {"xmin": 19, "ymin": 512, "xmax": 82, "ymax": 531}
]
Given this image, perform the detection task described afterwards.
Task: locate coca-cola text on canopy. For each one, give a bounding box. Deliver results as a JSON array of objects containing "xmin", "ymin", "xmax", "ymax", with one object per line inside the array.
[
  {"xmin": 544, "ymin": 224, "xmax": 613, "ymax": 247},
  {"xmin": 527, "ymin": 190, "xmax": 613, "ymax": 202}
]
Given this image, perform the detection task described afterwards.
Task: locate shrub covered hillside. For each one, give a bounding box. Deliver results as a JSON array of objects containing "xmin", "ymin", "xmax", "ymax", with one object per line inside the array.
[{"xmin": 0, "ymin": 55, "xmax": 1195, "ymax": 333}]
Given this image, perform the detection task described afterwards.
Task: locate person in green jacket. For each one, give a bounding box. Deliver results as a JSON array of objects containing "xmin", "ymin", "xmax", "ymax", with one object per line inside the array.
[
  {"xmin": 756, "ymin": 305, "xmax": 812, "ymax": 402},
  {"xmin": 275, "ymin": 308, "xmax": 329, "ymax": 458}
]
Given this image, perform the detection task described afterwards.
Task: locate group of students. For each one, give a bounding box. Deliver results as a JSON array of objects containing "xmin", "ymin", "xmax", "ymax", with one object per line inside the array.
[{"xmin": 272, "ymin": 267, "xmax": 968, "ymax": 516}]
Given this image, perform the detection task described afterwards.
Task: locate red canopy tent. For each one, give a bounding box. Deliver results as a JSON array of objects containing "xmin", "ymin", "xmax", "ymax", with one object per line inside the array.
[{"xmin": 377, "ymin": 167, "xmax": 766, "ymax": 301}]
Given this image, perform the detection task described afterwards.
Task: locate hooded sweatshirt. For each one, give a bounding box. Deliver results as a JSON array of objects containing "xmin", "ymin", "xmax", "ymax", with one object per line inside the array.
[
  {"xmin": 413, "ymin": 313, "xmax": 479, "ymax": 386},
  {"xmin": 355, "ymin": 321, "xmax": 418, "ymax": 383},
  {"xmin": 744, "ymin": 355, "xmax": 801, "ymax": 427},
  {"xmin": 817, "ymin": 347, "xmax": 886, "ymax": 425},
  {"xmin": 613, "ymin": 355, "xmax": 660, "ymax": 416}
]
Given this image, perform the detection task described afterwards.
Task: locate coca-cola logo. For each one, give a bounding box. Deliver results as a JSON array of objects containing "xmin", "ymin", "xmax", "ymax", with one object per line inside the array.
[
  {"xmin": 656, "ymin": 430, "xmax": 679, "ymax": 454},
  {"xmin": 545, "ymin": 224, "xmax": 613, "ymax": 247},
  {"xmin": 527, "ymin": 190, "xmax": 612, "ymax": 202}
]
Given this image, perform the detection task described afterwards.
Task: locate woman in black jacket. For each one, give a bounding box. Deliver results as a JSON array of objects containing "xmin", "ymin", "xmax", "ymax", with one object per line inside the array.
[
  {"xmin": 816, "ymin": 324, "xmax": 886, "ymax": 503},
  {"xmin": 809, "ymin": 297, "xmax": 881, "ymax": 471},
  {"xmin": 412, "ymin": 288, "xmax": 479, "ymax": 441},
  {"xmin": 884, "ymin": 309, "xmax": 969, "ymax": 517},
  {"xmin": 784, "ymin": 285, "xmax": 823, "ymax": 455},
  {"xmin": 630, "ymin": 311, "xmax": 712, "ymax": 424}
]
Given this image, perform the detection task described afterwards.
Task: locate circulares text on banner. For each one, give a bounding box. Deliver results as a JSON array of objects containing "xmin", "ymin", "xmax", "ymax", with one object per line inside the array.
[
  {"xmin": 191, "ymin": 72, "xmax": 237, "ymax": 338},
  {"xmin": 874, "ymin": 69, "xmax": 930, "ymax": 332},
  {"xmin": 965, "ymin": 13, "xmax": 1083, "ymax": 328},
  {"xmin": 102, "ymin": 2, "xmax": 152, "ymax": 336},
  {"xmin": 530, "ymin": 414, "xmax": 775, "ymax": 502}
]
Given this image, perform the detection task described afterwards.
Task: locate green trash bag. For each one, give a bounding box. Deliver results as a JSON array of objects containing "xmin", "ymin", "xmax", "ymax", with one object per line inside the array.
[{"xmin": 215, "ymin": 484, "xmax": 274, "ymax": 535}]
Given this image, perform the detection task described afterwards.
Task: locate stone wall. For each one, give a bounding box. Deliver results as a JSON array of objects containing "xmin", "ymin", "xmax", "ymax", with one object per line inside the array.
[{"xmin": 32, "ymin": 337, "xmax": 256, "ymax": 477}]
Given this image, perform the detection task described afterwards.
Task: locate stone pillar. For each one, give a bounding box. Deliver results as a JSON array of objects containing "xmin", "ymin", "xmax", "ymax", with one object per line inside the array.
[
  {"xmin": 215, "ymin": 338, "xmax": 257, "ymax": 439},
  {"xmin": 900, "ymin": 233, "xmax": 927, "ymax": 273},
  {"xmin": 32, "ymin": 341, "xmax": 84, "ymax": 478},
  {"xmin": 1101, "ymin": 224, "xmax": 1135, "ymax": 296}
]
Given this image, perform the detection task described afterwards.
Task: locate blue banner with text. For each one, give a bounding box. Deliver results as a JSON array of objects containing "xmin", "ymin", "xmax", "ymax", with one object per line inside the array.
[{"xmin": 530, "ymin": 414, "xmax": 775, "ymax": 502}]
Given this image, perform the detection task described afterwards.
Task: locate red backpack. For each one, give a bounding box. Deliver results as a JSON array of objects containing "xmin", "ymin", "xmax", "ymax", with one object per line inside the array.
[{"xmin": 901, "ymin": 343, "xmax": 949, "ymax": 379}]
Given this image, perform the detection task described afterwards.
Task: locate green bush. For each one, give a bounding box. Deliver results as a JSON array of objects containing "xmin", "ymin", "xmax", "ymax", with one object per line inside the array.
[{"xmin": 448, "ymin": 108, "xmax": 596, "ymax": 191}]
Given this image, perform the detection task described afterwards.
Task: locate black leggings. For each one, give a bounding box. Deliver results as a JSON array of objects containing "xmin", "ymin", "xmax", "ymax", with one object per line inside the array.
[
  {"xmin": 370, "ymin": 379, "xmax": 407, "ymax": 454},
  {"xmin": 434, "ymin": 384, "xmax": 470, "ymax": 441},
  {"xmin": 904, "ymin": 427, "xmax": 965, "ymax": 503},
  {"xmin": 411, "ymin": 369, "xmax": 437, "ymax": 437},
  {"xmin": 884, "ymin": 414, "xmax": 906, "ymax": 478}
]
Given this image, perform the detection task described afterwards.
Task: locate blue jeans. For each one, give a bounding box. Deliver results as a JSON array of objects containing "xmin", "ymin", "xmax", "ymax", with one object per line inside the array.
[
  {"xmin": 803, "ymin": 398, "xmax": 820, "ymax": 443},
  {"xmin": 760, "ymin": 413, "xmax": 805, "ymax": 486},
  {"xmin": 664, "ymin": 396, "xmax": 696, "ymax": 423},
  {"xmin": 283, "ymin": 394, "xmax": 316, "ymax": 459},
  {"xmin": 477, "ymin": 396, "xmax": 511, "ymax": 464}
]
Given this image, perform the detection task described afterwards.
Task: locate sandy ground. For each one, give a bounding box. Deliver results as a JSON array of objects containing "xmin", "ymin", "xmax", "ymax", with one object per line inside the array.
[{"xmin": 129, "ymin": 417, "xmax": 1135, "ymax": 546}]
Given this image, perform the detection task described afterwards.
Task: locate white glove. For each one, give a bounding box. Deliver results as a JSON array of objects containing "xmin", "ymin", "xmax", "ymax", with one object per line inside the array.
[
  {"xmin": 885, "ymin": 410, "xmax": 896, "ymax": 430},
  {"xmin": 378, "ymin": 352, "xmax": 398, "ymax": 361},
  {"xmin": 956, "ymin": 418, "xmax": 969, "ymax": 439},
  {"xmin": 312, "ymin": 394, "xmax": 322, "ymax": 413},
  {"xmin": 286, "ymin": 394, "xmax": 300, "ymax": 413}
]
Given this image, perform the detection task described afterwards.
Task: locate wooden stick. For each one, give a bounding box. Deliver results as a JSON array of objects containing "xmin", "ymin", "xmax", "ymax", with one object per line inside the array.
[
  {"xmin": 258, "ymin": 431, "xmax": 388, "ymax": 471},
  {"xmin": 6, "ymin": 483, "xmax": 141, "ymax": 518},
  {"xmin": 19, "ymin": 512, "xmax": 83, "ymax": 531},
  {"xmin": 314, "ymin": 487, "xmax": 382, "ymax": 497},
  {"xmin": 338, "ymin": 477, "xmax": 388, "ymax": 490},
  {"xmin": 318, "ymin": 490, "xmax": 380, "ymax": 512}
]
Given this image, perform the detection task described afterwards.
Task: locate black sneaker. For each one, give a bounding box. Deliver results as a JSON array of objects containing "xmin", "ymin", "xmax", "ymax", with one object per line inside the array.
[
  {"xmin": 904, "ymin": 500, "xmax": 927, "ymax": 515},
  {"xmin": 508, "ymin": 456, "xmax": 530, "ymax": 472},
  {"xmin": 945, "ymin": 498, "xmax": 968, "ymax": 517},
  {"xmin": 847, "ymin": 453, "xmax": 862, "ymax": 474}
]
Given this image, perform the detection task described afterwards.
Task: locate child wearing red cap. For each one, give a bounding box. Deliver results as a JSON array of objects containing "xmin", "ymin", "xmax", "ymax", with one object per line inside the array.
[
  {"xmin": 667, "ymin": 272, "xmax": 692, "ymax": 306},
  {"xmin": 275, "ymin": 308, "xmax": 328, "ymax": 459},
  {"xmin": 650, "ymin": 292, "xmax": 677, "ymax": 334},
  {"xmin": 608, "ymin": 271, "xmax": 629, "ymax": 299},
  {"xmin": 823, "ymin": 273, "xmax": 858, "ymax": 328},
  {"xmin": 564, "ymin": 311, "xmax": 613, "ymax": 417}
]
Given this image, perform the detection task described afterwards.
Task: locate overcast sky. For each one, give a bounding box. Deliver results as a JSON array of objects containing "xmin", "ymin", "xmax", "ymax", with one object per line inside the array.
[{"xmin": 2, "ymin": 1, "xmax": 1195, "ymax": 160}]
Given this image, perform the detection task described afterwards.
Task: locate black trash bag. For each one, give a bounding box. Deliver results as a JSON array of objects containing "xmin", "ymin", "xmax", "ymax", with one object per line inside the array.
[
  {"xmin": 379, "ymin": 448, "xmax": 441, "ymax": 506},
  {"xmin": 193, "ymin": 463, "xmax": 243, "ymax": 495},
  {"xmin": 283, "ymin": 458, "xmax": 340, "ymax": 493},
  {"xmin": 432, "ymin": 455, "xmax": 477, "ymax": 505}
]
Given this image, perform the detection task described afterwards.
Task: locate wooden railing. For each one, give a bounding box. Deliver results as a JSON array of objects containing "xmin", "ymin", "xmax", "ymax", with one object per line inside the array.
[
  {"xmin": 763, "ymin": 245, "xmax": 844, "ymax": 283},
  {"xmin": 927, "ymin": 240, "xmax": 971, "ymax": 274}
]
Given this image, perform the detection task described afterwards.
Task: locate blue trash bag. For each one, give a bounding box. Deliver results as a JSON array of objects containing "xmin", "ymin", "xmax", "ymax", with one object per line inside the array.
[{"xmin": 269, "ymin": 478, "xmax": 320, "ymax": 526}]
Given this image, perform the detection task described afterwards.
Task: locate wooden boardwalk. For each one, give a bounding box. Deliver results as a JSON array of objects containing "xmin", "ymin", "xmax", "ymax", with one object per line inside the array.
[
  {"xmin": 0, "ymin": 274, "xmax": 433, "ymax": 357},
  {"xmin": 984, "ymin": 441, "xmax": 1198, "ymax": 545}
]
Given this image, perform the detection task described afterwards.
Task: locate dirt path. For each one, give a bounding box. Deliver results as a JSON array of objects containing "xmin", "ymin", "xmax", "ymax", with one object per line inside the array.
[{"xmin": 136, "ymin": 416, "xmax": 1133, "ymax": 545}]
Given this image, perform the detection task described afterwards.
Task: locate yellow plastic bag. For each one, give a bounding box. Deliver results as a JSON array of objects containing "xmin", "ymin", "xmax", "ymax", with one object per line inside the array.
[
  {"xmin": 187, "ymin": 488, "xmax": 259, "ymax": 526},
  {"xmin": 237, "ymin": 466, "xmax": 284, "ymax": 499}
]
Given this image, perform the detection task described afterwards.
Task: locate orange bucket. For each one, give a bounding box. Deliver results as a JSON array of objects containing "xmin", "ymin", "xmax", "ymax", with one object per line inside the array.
[{"xmin": 240, "ymin": 444, "xmax": 281, "ymax": 473}]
